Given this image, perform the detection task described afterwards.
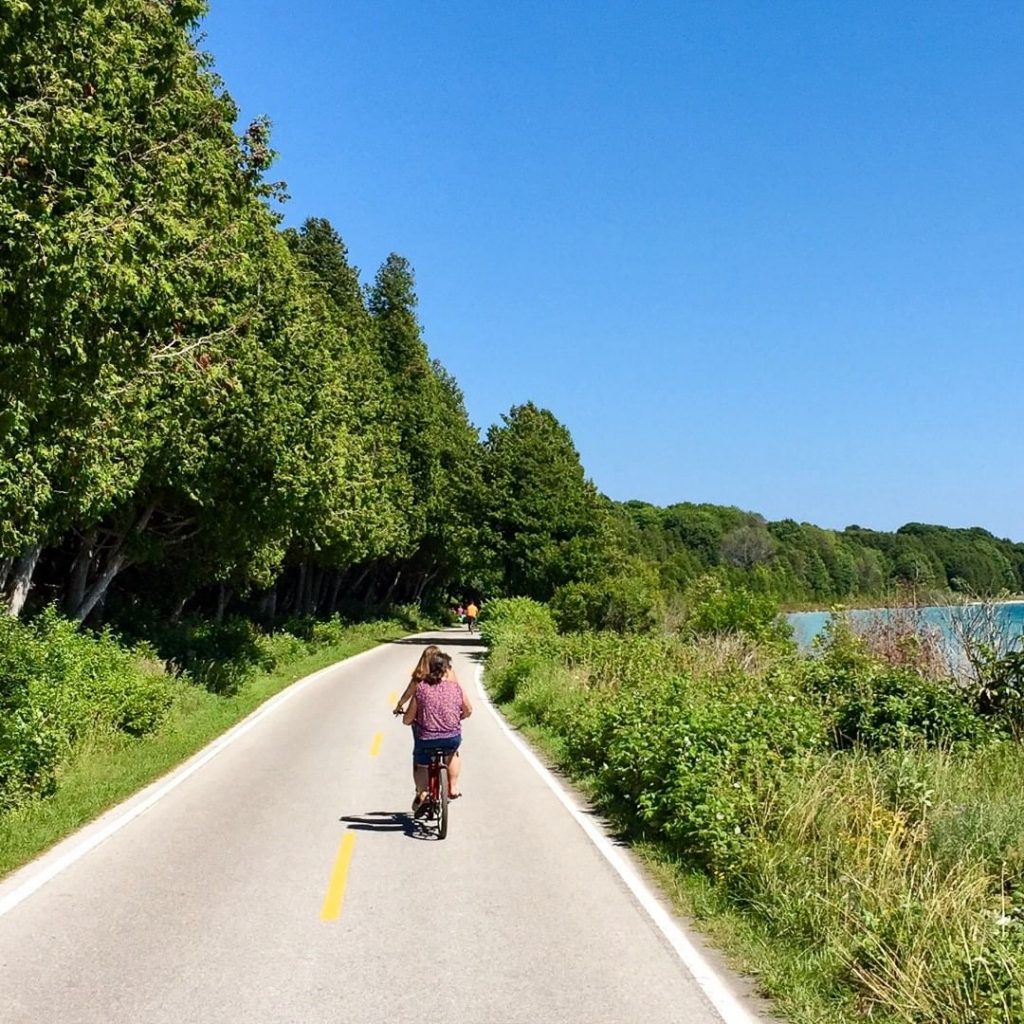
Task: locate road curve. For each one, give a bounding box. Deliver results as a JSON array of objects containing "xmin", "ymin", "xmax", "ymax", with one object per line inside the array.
[{"xmin": 0, "ymin": 629, "xmax": 774, "ymax": 1024}]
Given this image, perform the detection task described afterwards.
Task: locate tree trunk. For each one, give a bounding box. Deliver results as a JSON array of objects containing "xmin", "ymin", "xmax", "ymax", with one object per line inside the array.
[
  {"xmin": 381, "ymin": 568, "xmax": 402, "ymax": 607},
  {"xmin": 6, "ymin": 543, "xmax": 42, "ymax": 617},
  {"xmin": 215, "ymin": 583, "xmax": 231, "ymax": 623},
  {"xmin": 413, "ymin": 564, "xmax": 438, "ymax": 602},
  {"xmin": 66, "ymin": 528, "xmax": 98, "ymax": 616},
  {"xmin": 0, "ymin": 556, "xmax": 12, "ymax": 594},
  {"xmin": 293, "ymin": 564, "xmax": 307, "ymax": 616},
  {"xmin": 170, "ymin": 594, "xmax": 189, "ymax": 623},
  {"xmin": 302, "ymin": 567, "xmax": 319, "ymax": 617},
  {"xmin": 72, "ymin": 502, "xmax": 156, "ymax": 623},
  {"xmin": 314, "ymin": 569, "xmax": 332, "ymax": 614},
  {"xmin": 327, "ymin": 573, "xmax": 342, "ymax": 614},
  {"xmin": 349, "ymin": 564, "xmax": 373, "ymax": 600},
  {"xmin": 256, "ymin": 585, "xmax": 277, "ymax": 623},
  {"xmin": 73, "ymin": 550, "xmax": 127, "ymax": 623}
]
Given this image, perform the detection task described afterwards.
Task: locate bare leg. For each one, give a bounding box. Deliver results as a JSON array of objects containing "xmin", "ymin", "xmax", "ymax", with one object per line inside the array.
[
  {"xmin": 446, "ymin": 751, "xmax": 461, "ymax": 797},
  {"xmin": 413, "ymin": 764, "xmax": 428, "ymax": 801}
]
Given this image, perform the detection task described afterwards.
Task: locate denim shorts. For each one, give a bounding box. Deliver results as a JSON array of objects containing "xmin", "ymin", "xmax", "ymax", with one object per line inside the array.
[{"xmin": 413, "ymin": 734, "xmax": 461, "ymax": 765}]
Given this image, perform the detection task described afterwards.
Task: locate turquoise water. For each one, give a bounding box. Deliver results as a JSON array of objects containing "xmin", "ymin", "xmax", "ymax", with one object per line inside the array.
[{"xmin": 788, "ymin": 602, "xmax": 1024, "ymax": 651}]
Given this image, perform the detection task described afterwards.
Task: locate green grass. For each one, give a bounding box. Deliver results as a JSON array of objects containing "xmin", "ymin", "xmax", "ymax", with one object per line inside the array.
[
  {"xmin": 489, "ymin": 678, "xmax": 864, "ymax": 1024},
  {"xmin": 0, "ymin": 625, "xmax": 404, "ymax": 879}
]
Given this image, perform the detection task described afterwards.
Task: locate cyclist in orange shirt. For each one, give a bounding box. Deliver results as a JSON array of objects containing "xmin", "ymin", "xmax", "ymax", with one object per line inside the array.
[{"xmin": 465, "ymin": 601, "xmax": 478, "ymax": 632}]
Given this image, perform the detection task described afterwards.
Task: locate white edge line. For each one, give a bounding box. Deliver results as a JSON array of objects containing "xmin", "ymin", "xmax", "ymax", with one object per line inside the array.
[
  {"xmin": 475, "ymin": 663, "xmax": 760, "ymax": 1024},
  {"xmin": 0, "ymin": 642, "xmax": 389, "ymax": 919}
]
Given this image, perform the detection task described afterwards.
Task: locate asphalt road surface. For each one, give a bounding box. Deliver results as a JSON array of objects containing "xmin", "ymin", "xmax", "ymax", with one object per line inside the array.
[{"xmin": 0, "ymin": 629, "xmax": 773, "ymax": 1024}]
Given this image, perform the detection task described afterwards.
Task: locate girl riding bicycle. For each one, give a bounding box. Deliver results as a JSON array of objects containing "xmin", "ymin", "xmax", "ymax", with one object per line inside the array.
[{"xmin": 402, "ymin": 651, "xmax": 472, "ymax": 813}]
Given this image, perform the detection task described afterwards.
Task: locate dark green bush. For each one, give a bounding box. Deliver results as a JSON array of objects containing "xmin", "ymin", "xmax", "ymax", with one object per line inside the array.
[
  {"xmin": 478, "ymin": 598, "xmax": 559, "ymax": 662},
  {"xmin": 0, "ymin": 608, "xmax": 175, "ymax": 810},
  {"xmin": 551, "ymin": 562, "xmax": 662, "ymax": 635},
  {"xmin": 977, "ymin": 649, "xmax": 1024, "ymax": 735},
  {"xmin": 593, "ymin": 669, "xmax": 823, "ymax": 875},
  {"xmin": 682, "ymin": 573, "xmax": 792, "ymax": 644}
]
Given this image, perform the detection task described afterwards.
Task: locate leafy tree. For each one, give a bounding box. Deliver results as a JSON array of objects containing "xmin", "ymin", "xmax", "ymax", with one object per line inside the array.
[
  {"xmin": 720, "ymin": 524, "xmax": 776, "ymax": 570},
  {"xmin": 0, "ymin": 0, "xmax": 280, "ymax": 612},
  {"xmin": 481, "ymin": 403, "xmax": 606, "ymax": 600}
]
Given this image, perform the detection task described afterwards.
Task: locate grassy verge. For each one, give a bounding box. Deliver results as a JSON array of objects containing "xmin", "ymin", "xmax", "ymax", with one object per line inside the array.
[{"xmin": 0, "ymin": 622, "xmax": 405, "ymax": 879}]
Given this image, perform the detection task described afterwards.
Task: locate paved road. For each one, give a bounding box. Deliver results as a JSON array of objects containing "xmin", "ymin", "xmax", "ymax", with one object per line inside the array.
[{"xmin": 0, "ymin": 629, "xmax": 769, "ymax": 1023}]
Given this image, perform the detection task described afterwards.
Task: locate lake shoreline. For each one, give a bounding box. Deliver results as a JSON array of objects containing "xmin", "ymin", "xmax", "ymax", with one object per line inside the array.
[
  {"xmin": 781, "ymin": 595, "xmax": 1024, "ymax": 614},
  {"xmin": 786, "ymin": 599, "xmax": 1024, "ymax": 650}
]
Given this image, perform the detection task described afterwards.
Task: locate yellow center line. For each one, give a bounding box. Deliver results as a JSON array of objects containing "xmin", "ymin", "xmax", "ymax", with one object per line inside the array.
[
  {"xmin": 369, "ymin": 731, "xmax": 383, "ymax": 757},
  {"xmin": 388, "ymin": 691, "xmax": 398, "ymax": 706},
  {"xmin": 320, "ymin": 833, "xmax": 357, "ymax": 922}
]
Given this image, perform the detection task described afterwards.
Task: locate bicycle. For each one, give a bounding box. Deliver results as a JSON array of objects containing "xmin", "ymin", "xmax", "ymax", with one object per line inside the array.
[{"xmin": 419, "ymin": 747, "xmax": 451, "ymax": 840}]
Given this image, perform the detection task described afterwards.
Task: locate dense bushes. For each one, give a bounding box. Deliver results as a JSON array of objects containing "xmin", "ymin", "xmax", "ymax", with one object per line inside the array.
[
  {"xmin": 0, "ymin": 609, "xmax": 174, "ymax": 810},
  {"xmin": 484, "ymin": 604, "xmax": 1024, "ymax": 1022},
  {"xmin": 807, "ymin": 619, "xmax": 990, "ymax": 749}
]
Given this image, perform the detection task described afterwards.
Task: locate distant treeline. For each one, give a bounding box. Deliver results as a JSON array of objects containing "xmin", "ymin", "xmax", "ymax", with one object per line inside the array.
[{"xmin": 611, "ymin": 501, "xmax": 1024, "ymax": 603}]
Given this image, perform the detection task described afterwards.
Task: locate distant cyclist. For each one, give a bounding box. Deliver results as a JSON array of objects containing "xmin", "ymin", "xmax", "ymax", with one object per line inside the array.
[
  {"xmin": 402, "ymin": 651, "xmax": 472, "ymax": 812},
  {"xmin": 465, "ymin": 600, "xmax": 478, "ymax": 632}
]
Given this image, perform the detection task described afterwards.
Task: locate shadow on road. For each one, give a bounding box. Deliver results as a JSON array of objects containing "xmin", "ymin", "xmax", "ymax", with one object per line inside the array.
[
  {"xmin": 382, "ymin": 635, "xmax": 484, "ymax": 648},
  {"xmin": 339, "ymin": 811, "xmax": 444, "ymax": 842}
]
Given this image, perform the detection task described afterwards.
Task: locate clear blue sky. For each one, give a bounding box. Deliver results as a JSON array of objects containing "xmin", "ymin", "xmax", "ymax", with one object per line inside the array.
[{"xmin": 201, "ymin": 1, "xmax": 1023, "ymax": 541}]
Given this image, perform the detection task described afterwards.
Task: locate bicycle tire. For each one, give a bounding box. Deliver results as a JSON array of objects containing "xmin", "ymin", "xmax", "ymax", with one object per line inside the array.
[{"xmin": 437, "ymin": 764, "xmax": 449, "ymax": 840}]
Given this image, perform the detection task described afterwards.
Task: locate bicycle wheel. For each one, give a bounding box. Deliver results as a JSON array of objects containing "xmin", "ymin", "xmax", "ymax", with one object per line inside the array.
[{"xmin": 437, "ymin": 764, "xmax": 449, "ymax": 840}]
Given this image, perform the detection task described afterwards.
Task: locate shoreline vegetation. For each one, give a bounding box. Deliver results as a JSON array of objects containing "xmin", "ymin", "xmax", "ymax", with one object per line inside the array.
[
  {"xmin": 782, "ymin": 595, "xmax": 1024, "ymax": 614},
  {"xmin": 481, "ymin": 596, "xmax": 1024, "ymax": 1024}
]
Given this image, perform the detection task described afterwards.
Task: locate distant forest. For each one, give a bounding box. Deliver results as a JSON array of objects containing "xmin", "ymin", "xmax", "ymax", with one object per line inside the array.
[{"xmin": 611, "ymin": 501, "xmax": 1024, "ymax": 604}]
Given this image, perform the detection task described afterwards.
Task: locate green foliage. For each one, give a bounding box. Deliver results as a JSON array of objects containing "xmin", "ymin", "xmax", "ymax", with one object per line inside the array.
[
  {"xmin": 484, "ymin": 616, "xmax": 1024, "ymax": 1022},
  {"xmin": 977, "ymin": 649, "xmax": 1024, "ymax": 736},
  {"xmin": 0, "ymin": 608, "xmax": 174, "ymax": 809},
  {"xmin": 0, "ymin": 605, "xmax": 409, "ymax": 813},
  {"xmin": 611, "ymin": 503, "xmax": 1024, "ymax": 608},
  {"xmin": 551, "ymin": 559, "xmax": 662, "ymax": 634},
  {"xmin": 808, "ymin": 618, "xmax": 990, "ymax": 749},
  {"xmin": 682, "ymin": 573, "xmax": 792, "ymax": 643},
  {"xmin": 479, "ymin": 403, "xmax": 607, "ymax": 601},
  {"xmin": 479, "ymin": 597, "xmax": 559, "ymax": 656}
]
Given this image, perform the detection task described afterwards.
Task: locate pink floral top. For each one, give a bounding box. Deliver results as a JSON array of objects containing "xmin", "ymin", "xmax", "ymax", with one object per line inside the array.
[{"xmin": 414, "ymin": 678, "xmax": 464, "ymax": 740}]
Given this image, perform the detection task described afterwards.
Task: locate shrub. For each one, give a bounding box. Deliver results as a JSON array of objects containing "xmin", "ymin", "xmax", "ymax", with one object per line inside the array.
[
  {"xmin": 0, "ymin": 608, "xmax": 175, "ymax": 810},
  {"xmin": 808, "ymin": 617, "xmax": 989, "ymax": 749},
  {"xmin": 478, "ymin": 598, "xmax": 559, "ymax": 661},
  {"xmin": 551, "ymin": 562, "xmax": 663, "ymax": 635},
  {"xmin": 977, "ymin": 649, "xmax": 1024, "ymax": 736},
  {"xmin": 682, "ymin": 573, "xmax": 791, "ymax": 644}
]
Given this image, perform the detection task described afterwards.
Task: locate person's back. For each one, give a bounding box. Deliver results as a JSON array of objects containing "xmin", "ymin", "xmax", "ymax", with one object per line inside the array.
[
  {"xmin": 466, "ymin": 601, "xmax": 478, "ymax": 631},
  {"xmin": 414, "ymin": 677, "xmax": 463, "ymax": 740}
]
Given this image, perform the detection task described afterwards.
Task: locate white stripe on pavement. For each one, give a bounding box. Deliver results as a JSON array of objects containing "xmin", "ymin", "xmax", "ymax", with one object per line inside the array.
[{"xmin": 474, "ymin": 663, "xmax": 761, "ymax": 1024}]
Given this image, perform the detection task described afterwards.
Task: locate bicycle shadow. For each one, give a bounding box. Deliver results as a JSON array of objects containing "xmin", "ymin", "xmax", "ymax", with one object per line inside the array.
[{"xmin": 339, "ymin": 811, "xmax": 442, "ymax": 842}]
